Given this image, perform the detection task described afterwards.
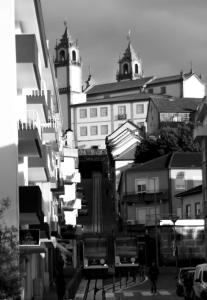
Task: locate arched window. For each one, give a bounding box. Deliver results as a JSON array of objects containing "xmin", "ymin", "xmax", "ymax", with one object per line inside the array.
[
  {"xmin": 59, "ymin": 50, "xmax": 65, "ymax": 61},
  {"xmin": 72, "ymin": 50, "xmax": 76, "ymax": 61},
  {"xmin": 135, "ymin": 64, "xmax": 139, "ymax": 74},
  {"xmin": 123, "ymin": 63, "xmax": 128, "ymax": 74}
]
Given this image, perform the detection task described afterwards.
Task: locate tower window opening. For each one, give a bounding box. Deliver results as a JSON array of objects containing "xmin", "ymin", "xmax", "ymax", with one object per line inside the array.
[
  {"xmin": 72, "ymin": 50, "xmax": 76, "ymax": 62},
  {"xmin": 59, "ymin": 50, "xmax": 66, "ymax": 61},
  {"xmin": 135, "ymin": 64, "xmax": 139, "ymax": 74},
  {"xmin": 123, "ymin": 63, "xmax": 128, "ymax": 75}
]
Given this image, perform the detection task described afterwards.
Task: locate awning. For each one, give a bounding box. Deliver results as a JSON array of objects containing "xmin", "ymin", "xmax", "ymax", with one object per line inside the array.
[{"xmin": 19, "ymin": 244, "xmax": 46, "ymax": 254}]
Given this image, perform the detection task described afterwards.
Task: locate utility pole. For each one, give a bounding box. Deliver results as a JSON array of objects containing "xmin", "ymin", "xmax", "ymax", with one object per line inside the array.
[{"xmin": 153, "ymin": 178, "xmax": 159, "ymax": 267}]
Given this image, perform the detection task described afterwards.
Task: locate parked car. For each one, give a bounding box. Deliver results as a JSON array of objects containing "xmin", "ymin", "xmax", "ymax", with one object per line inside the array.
[
  {"xmin": 176, "ymin": 267, "xmax": 195, "ymax": 296},
  {"xmin": 193, "ymin": 263, "xmax": 207, "ymax": 300}
]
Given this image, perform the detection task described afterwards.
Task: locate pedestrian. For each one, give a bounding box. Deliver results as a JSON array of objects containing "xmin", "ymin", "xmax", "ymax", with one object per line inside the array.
[
  {"xmin": 183, "ymin": 271, "xmax": 194, "ymax": 300},
  {"xmin": 139, "ymin": 264, "xmax": 145, "ymax": 282},
  {"xmin": 56, "ymin": 274, "xmax": 66, "ymax": 300},
  {"xmin": 148, "ymin": 262, "xmax": 159, "ymax": 294}
]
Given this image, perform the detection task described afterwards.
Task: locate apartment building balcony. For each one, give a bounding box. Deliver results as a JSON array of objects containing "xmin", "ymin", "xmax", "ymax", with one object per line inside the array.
[
  {"xmin": 123, "ymin": 190, "xmax": 168, "ymax": 204},
  {"xmin": 27, "ymin": 90, "xmax": 48, "ymax": 123},
  {"xmin": 18, "ymin": 121, "xmax": 43, "ymax": 157},
  {"xmin": 42, "ymin": 121, "xmax": 57, "ymax": 143},
  {"xmin": 63, "ymin": 148, "xmax": 78, "ymax": 158},
  {"xmin": 16, "ymin": 34, "xmax": 41, "ymax": 90},
  {"xmin": 193, "ymin": 125, "xmax": 207, "ymax": 141},
  {"xmin": 117, "ymin": 113, "xmax": 127, "ymax": 120},
  {"xmin": 64, "ymin": 171, "xmax": 81, "ymax": 184},
  {"xmin": 19, "ymin": 186, "xmax": 44, "ymax": 225},
  {"xmin": 28, "ymin": 145, "xmax": 50, "ymax": 182}
]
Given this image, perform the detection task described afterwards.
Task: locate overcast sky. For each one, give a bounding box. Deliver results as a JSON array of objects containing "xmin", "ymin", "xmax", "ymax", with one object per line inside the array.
[{"xmin": 41, "ymin": 0, "xmax": 207, "ymax": 85}]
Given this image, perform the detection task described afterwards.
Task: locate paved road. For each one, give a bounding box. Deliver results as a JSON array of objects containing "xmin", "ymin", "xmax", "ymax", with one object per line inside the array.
[{"xmin": 79, "ymin": 267, "xmax": 181, "ymax": 300}]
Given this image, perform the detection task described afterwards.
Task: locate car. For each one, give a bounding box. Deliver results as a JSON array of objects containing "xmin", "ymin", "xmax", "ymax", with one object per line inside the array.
[
  {"xmin": 193, "ymin": 263, "xmax": 207, "ymax": 300},
  {"xmin": 176, "ymin": 267, "xmax": 195, "ymax": 297}
]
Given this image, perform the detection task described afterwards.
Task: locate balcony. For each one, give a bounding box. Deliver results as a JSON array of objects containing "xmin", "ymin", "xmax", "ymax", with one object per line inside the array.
[
  {"xmin": 123, "ymin": 190, "xmax": 168, "ymax": 204},
  {"xmin": 42, "ymin": 121, "xmax": 57, "ymax": 143},
  {"xmin": 193, "ymin": 125, "xmax": 207, "ymax": 141},
  {"xmin": 27, "ymin": 91, "xmax": 48, "ymax": 123},
  {"xmin": 117, "ymin": 113, "xmax": 127, "ymax": 120},
  {"xmin": 18, "ymin": 121, "xmax": 43, "ymax": 157},
  {"xmin": 64, "ymin": 171, "xmax": 81, "ymax": 184},
  {"xmin": 28, "ymin": 145, "xmax": 50, "ymax": 182},
  {"xmin": 63, "ymin": 148, "xmax": 78, "ymax": 158},
  {"xmin": 16, "ymin": 34, "xmax": 41, "ymax": 90},
  {"xmin": 19, "ymin": 186, "xmax": 44, "ymax": 225}
]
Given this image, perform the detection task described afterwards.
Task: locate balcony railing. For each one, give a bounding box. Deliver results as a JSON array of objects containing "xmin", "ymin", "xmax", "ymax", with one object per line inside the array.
[
  {"xmin": 117, "ymin": 113, "xmax": 127, "ymax": 120},
  {"xmin": 123, "ymin": 190, "xmax": 168, "ymax": 203}
]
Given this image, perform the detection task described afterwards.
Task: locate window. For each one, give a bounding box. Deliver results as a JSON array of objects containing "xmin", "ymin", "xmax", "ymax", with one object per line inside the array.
[
  {"xmin": 136, "ymin": 104, "xmax": 144, "ymax": 114},
  {"xmin": 195, "ymin": 202, "xmax": 201, "ymax": 218},
  {"xmin": 160, "ymin": 86, "xmax": 166, "ymax": 94},
  {"xmin": 135, "ymin": 64, "xmax": 138, "ymax": 74},
  {"xmin": 186, "ymin": 204, "xmax": 191, "ymax": 218},
  {"xmin": 101, "ymin": 125, "xmax": 108, "ymax": 135},
  {"xmin": 175, "ymin": 172, "xmax": 185, "ymax": 190},
  {"xmin": 90, "ymin": 107, "xmax": 97, "ymax": 118},
  {"xmin": 90, "ymin": 126, "xmax": 98, "ymax": 135},
  {"xmin": 59, "ymin": 49, "xmax": 65, "ymax": 61},
  {"xmin": 118, "ymin": 105, "xmax": 126, "ymax": 115},
  {"xmin": 80, "ymin": 108, "xmax": 87, "ymax": 118},
  {"xmin": 123, "ymin": 63, "xmax": 129, "ymax": 74},
  {"xmin": 80, "ymin": 126, "xmax": 87, "ymax": 136},
  {"xmin": 100, "ymin": 107, "xmax": 108, "ymax": 117},
  {"xmin": 72, "ymin": 50, "xmax": 76, "ymax": 61},
  {"xmin": 148, "ymin": 88, "xmax": 153, "ymax": 94},
  {"xmin": 136, "ymin": 179, "xmax": 147, "ymax": 193}
]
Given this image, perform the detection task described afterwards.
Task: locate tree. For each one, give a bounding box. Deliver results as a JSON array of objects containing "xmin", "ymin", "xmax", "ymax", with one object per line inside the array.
[
  {"xmin": 0, "ymin": 197, "xmax": 21, "ymax": 299},
  {"xmin": 135, "ymin": 122, "xmax": 200, "ymax": 163}
]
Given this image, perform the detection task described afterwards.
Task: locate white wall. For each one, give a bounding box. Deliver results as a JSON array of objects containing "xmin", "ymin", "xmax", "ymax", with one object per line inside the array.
[
  {"xmin": 183, "ymin": 76, "xmax": 205, "ymax": 98},
  {"xmin": 0, "ymin": 0, "xmax": 19, "ymax": 228}
]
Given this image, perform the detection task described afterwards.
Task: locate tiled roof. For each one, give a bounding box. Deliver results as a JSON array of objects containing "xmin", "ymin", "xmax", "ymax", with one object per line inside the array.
[
  {"xmin": 175, "ymin": 184, "xmax": 202, "ymax": 198},
  {"xmin": 152, "ymin": 97, "xmax": 203, "ymax": 113},
  {"xmin": 126, "ymin": 153, "xmax": 172, "ymax": 173},
  {"xmin": 115, "ymin": 142, "xmax": 138, "ymax": 161},
  {"xmin": 87, "ymin": 77, "xmax": 154, "ymax": 95},
  {"xmin": 169, "ymin": 152, "xmax": 202, "ymax": 168},
  {"xmin": 71, "ymin": 92, "xmax": 151, "ymax": 106},
  {"xmin": 148, "ymin": 74, "xmax": 182, "ymax": 85}
]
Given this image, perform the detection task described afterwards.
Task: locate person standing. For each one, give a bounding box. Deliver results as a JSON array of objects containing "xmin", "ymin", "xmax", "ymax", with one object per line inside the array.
[{"xmin": 148, "ymin": 262, "xmax": 159, "ymax": 294}]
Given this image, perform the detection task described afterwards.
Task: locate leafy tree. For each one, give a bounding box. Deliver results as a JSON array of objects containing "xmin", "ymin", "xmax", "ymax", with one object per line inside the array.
[
  {"xmin": 0, "ymin": 197, "xmax": 21, "ymax": 299},
  {"xmin": 135, "ymin": 122, "xmax": 200, "ymax": 163}
]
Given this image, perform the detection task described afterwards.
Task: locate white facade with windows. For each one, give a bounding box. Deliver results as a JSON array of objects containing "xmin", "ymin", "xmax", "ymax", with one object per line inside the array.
[{"xmin": 71, "ymin": 100, "xmax": 148, "ymax": 149}]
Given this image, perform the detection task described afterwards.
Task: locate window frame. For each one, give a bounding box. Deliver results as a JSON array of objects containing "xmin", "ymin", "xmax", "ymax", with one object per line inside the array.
[
  {"xmin": 90, "ymin": 125, "xmax": 98, "ymax": 136},
  {"xmin": 100, "ymin": 107, "xmax": 108, "ymax": 117},
  {"xmin": 80, "ymin": 126, "xmax": 87, "ymax": 136},
  {"xmin": 136, "ymin": 103, "xmax": 144, "ymax": 114},
  {"xmin": 101, "ymin": 125, "xmax": 108, "ymax": 135},
  {"xmin": 80, "ymin": 108, "xmax": 87, "ymax": 119},
  {"xmin": 90, "ymin": 107, "xmax": 97, "ymax": 118}
]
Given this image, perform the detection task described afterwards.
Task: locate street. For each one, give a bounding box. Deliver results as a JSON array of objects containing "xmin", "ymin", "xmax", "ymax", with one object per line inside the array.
[{"xmin": 80, "ymin": 266, "xmax": 181, "ymax": 300}]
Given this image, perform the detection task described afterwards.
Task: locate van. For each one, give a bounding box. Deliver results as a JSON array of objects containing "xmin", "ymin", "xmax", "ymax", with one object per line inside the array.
[{"xmin": 193, "ymin": 263, "xmax": 207, "ymax": 299}]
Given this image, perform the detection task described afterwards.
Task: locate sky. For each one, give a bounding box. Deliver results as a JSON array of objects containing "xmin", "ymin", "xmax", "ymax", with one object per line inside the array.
[{"xmin": 41, "ymin": 0, "xmax": 207, "ymax": 85}]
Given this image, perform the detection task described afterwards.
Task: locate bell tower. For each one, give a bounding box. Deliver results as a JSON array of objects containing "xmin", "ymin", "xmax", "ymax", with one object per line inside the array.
[
  {"xmin": 116, "ymin": 32, "xmax": 143, "ymax": 82},
  {"xmin": 54, "ymin": 23, "xmax": 85, "ymax": 131}
]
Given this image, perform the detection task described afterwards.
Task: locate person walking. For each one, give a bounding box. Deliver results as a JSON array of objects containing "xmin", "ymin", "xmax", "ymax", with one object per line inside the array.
[{"xmin": 148, "ymin": 262, "xmax": 159, "ymax": 295}]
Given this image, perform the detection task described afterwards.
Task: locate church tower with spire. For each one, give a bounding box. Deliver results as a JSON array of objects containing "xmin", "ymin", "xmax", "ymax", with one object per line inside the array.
[
  {"xmin": 116, "ymin": 32, "xmax": 143, "ymax": 81},
  {"xmin": 54, "ymin": 23, "xmax": 86, "ymax": 131}
]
